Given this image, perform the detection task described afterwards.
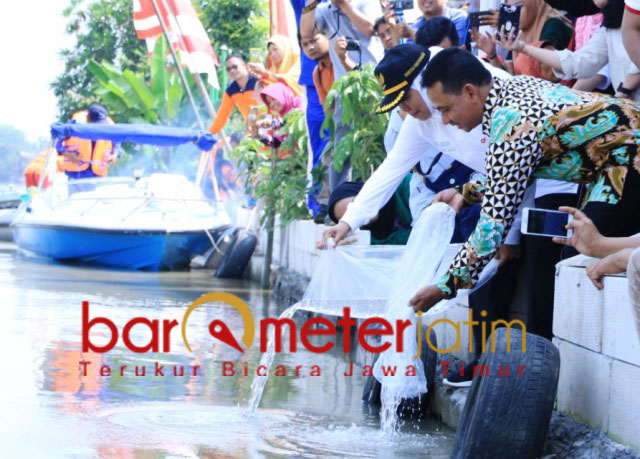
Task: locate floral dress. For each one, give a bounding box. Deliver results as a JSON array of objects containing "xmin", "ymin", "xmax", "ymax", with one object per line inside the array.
[{"xmin": 437, "ymin": 75, "xmax": 640, "ymax": 298}]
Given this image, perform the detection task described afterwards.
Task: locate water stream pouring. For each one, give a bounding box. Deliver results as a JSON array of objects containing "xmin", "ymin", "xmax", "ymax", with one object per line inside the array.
[{"xmin": 247, "ymin": 203, "xmax": 498, "ymax": 433}]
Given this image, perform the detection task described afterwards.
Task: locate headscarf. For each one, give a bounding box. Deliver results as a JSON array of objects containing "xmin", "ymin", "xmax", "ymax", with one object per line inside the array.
[
  {"xmin": 266, "ymin": 35, "xmax": 302, "ymax": 96},
  {"xmin": 260, "ymin": 82, "xmax": 302, "ymax": 117},
  {"xmin": 519, "ymin": 0, "xmax": 559, "ymax": 45},
  {"xmin": 328, "ymin": 181, "xmax": 399, "ymax": 240}
]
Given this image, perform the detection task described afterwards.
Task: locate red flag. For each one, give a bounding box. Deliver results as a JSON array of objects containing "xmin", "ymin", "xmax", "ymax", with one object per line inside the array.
[
  {"xmin": 269, "ymin": 0, "xmax": 298, "ymax": 44},
  {"xmin": 133, "ymin": 0, "xmax": 220, "ymax": 89}
]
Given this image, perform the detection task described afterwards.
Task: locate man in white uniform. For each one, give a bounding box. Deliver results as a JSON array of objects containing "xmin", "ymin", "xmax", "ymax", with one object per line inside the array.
[{"xmin": 317, "ymin": 45, "xmax": 518, "ymax": 254}]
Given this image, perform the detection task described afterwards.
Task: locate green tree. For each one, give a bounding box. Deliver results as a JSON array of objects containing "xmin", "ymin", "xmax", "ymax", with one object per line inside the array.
[
  {"xmin": 53, "ymin": 0, "xmax": 269, "ymax": 124},
  {"xmin": 229, "ymin": 110, "xmax": 312, "ymax": 226},
  {"xmin": 199, "ymin": 0, "xmax": 270, "ymax": 57},
  {"xmin": 52, "ymin": 0, "xmax": 147, "ymax": 122},
  {"xmin": 323, "ymin": 64, "xmax": 389, "ymax": 181}
]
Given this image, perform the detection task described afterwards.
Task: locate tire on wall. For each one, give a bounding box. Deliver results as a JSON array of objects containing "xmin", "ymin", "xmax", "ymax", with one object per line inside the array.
[
  {"xmin": 205, "ymin": 227, "xmax": 238, "ymax": 270},
  {"xmin": 215, "ymin": 229, "xmax": 257, "ymax": 279},
  {"xmin": 452, "ymin": 327, "xmax": 560, "ymax": 459}
]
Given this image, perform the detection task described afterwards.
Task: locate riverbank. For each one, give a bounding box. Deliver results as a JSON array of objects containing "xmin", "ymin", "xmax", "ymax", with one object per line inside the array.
[{"xmin": 248, "ymin": 219, "xmax": 640, "ymax": 457}]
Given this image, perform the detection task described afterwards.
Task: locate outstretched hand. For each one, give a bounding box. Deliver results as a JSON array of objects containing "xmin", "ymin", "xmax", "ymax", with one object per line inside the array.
[
  {"xmin": 470, "ymin": 27, "xmax": 496, "ymax": 57},
  {"xmin": 552, "ymin": 206, "xmax": 606, "ymax": 258},
  {"xmin": 493, "ymin": 26, "xmax": 526, "ymax": 53},
  {"xmin": 408, "ymin": 284, "xmax": 446, "ymax": 312},
  {"xmin": 316, "ymin": 221, "xmax": 352, "ymax": 249}
]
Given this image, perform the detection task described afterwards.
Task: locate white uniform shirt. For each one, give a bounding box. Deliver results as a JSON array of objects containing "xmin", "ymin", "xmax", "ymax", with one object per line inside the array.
[{"xmin": 340, "ymin": 52, "xmax": 528, "ymax": 242}]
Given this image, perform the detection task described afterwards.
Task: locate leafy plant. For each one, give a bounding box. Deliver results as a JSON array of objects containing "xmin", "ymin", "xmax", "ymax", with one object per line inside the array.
[
  {"xmin": 53, "ymin": 0, "xmax": 269, "ymax": 123},
  {"xmin": 87, "ymin": 38, "xmax": 192, "ymax": 125},
  {"xmin": 52, "ymin": 0, "xmax": 148, "ymax": 122},
  {"xmin": 323, "ymin": 64, "xmax": 389, "ymax": 181},
  {"xmin": 229, "ymin": 110, "xmax": 312, "ymax": 226}
]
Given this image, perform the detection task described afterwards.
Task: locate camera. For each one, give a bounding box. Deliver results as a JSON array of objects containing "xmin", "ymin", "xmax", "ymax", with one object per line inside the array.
[
  {"xmin": 345, "ymin": 39, "xmax": 360, "ymax": 51},
  {"xmin": 390, "ymin": 0, "xmax": 413, "ymax": 11}
]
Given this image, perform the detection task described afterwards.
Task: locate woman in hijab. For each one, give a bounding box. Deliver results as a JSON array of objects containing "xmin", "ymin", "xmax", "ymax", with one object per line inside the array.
[
  {"xmin": 500, "ymin": 0, "xmax": 640, "ymax": 100},
  {"xmin": 470, "ymin": 0, "xmax": 574, "ymax": 80},
  {"xmin": 255, "ymin": 82, "xmax": 303, "ymax": 157},
  {"xmin": 259, "ymin": 82, "xmax": 302, "ymax": 117},
  {"xmin": 248, "ymin": 35, "xmax": 302, "ymax": 96}
]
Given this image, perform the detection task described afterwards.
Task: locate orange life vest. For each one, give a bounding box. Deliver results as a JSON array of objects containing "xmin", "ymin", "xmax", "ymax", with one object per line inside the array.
[
  {"xmin": 60, "ymin": 111, "xmax": 115, "ymax": 176},
  {"xmin": 24, "ymin": 148, "xmax": 64, "ymax": 188}
]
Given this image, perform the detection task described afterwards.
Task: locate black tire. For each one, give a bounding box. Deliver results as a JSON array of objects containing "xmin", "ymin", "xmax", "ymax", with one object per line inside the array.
[
  {"xmin": 205, "ymin": 227, "xmax": 238, "ymax": 269},
  {"xmin": 215, "ymin": 229, "xmax": 257, "ymax": 278},
  {"xmin": 452, "ymin": 328, "xmax": 560, "ymax": 459}
]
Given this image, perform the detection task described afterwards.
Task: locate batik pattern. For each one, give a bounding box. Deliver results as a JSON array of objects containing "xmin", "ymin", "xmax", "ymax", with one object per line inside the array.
[{"xmin": 438, "ymin": 75, "xmax": 640, "ymax": 298}]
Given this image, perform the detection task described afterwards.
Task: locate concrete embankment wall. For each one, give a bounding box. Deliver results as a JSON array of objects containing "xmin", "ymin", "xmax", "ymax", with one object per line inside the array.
[
  {"xmin": 247, "ymin": 219, "xmax": 640, "ymax": 450},
  {"xmin": 553, "ymin": 256, "xmax": 640, "ymax": 449}
]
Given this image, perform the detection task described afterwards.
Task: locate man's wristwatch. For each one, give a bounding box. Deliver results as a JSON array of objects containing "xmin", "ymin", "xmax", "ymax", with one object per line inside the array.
[{"xmin": 617, "ymin": 83, "xmax": 633, "ymax": 98}]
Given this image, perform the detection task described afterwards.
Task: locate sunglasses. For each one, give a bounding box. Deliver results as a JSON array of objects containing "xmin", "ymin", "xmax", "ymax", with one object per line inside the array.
[{"xmin": 226, "ymin": 64, "xmax": 239, "ymax": 71}]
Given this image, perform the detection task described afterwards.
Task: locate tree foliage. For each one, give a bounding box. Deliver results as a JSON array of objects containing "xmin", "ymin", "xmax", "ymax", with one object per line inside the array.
[
  {"xmin": 52, "ymin": 0, "xmax": 147, "ymax": 122},
  {"xmin": 199, "ymin": 0, "xmax": 270, "ymax": 57},
  {"xmin": 229, "ymin": 110, "xmax": 311, "ymax": 226},
  {"xmin": 88, "ymin": 38, "xmax": 190, "ymax": 125},
  {"xmin": 323, "ymin": 64, "xmax": 388, "ymax": 181},
  {"xmin": 53, "ymin": 0, "xmax": 269, "ymax": 124}
]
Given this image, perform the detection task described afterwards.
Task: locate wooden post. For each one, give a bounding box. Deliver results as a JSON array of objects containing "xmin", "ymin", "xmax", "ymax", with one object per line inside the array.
[{"xmin": 261, "ymin": 131, "xmax": 278, "ymax": 289}]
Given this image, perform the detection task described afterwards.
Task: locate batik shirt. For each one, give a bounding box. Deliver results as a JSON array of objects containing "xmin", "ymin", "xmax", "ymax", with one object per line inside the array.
[{"xmin": 436, "ymin": 75, "xmax": 640, "ymax": 298}]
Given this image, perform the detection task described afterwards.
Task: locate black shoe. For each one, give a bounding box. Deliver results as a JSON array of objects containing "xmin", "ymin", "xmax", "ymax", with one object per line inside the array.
[
  {"xmin": 313, "ymin": 205, "xmax": 328, "ymax": 224},
  {"xmin": 443, "ymin": 359, "xmax": 478, "ymax": 388}
]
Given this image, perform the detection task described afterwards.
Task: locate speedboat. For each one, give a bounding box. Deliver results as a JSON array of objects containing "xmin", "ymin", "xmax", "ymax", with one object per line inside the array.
[{"xmin": 11, "ymin": 122, "xmax": 231, "ymax": 270}]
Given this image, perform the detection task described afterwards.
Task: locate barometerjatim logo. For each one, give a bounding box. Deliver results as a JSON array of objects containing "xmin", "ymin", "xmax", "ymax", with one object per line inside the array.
[
  {"xmin": 82, "ymin": 292, "xmax": 526, "ymax": 356},
  {"xmin": 80, "ymin": 292, "xmax": 527, "ymax": 379},
  {"xmin": 181, "ymin": 292, "xmax": 255, "ymax": 353}
]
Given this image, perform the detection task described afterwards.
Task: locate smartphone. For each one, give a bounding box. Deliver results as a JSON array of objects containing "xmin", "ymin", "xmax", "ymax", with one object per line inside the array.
[
  {"xmin": 249, "ymin": 48, "xmax": 262, "ymax": 64},
  {"xmin": 498, "ymin": 3, "xmax": 521, "ymax": 36},
  {"xmin": 469, "ymin": 11, "xmax": 492, "ymax": 29},
  {"xmin": 521, "ymin": 208, "xmax": 573, "ymax": 238},
  {"xmin": 390, "ymin": 0, "xmax": 414, "ymax": 10}
]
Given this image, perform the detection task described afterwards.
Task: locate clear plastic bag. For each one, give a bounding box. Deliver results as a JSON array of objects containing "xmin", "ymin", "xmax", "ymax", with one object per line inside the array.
[
  {"xmin": 372, "ymin": 203, "xmax": 456, "ymax": 400},
  {"xmin": 300, "ymin": 243, "xmax": 405, "ymax": 318},
  {"xmin": 301, "ymin": 203, "xmax": 499, "ymax": 399}
]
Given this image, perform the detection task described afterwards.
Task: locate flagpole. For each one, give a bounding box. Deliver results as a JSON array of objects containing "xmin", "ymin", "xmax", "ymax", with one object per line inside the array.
[
  {"xmin": 164, "ymin": 0, "xmax": 233, "ymax": 153},
  {"xmin": 149, "ymin": 0, "xmax": 222, "ymax": 203},
  {"xmin": 150, "ymin": 0, "xmax": 204, "ymax": 131}
]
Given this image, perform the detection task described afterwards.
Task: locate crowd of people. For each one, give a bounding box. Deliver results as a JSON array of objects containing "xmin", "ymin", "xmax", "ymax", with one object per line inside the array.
[{"xmin": 209, "ymin": 0, "xmax": 640, "ymax": 388}]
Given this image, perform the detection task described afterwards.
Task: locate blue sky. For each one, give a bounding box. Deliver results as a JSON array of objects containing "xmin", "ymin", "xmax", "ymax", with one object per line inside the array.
[{"xmin": 0, "ymin": 2, "xmax": 74, "ymax": 142}]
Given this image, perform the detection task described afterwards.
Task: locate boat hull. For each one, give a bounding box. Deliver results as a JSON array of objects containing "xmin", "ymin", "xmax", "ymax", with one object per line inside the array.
[{"xmin": 12, "ymin": 224, "xmax": 223, "ymax": 271}]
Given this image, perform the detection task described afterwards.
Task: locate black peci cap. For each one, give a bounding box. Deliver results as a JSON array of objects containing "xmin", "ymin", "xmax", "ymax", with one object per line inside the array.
[{"xmin": 374, "ymin": 44, "xmax": 430, "ymax": 114}]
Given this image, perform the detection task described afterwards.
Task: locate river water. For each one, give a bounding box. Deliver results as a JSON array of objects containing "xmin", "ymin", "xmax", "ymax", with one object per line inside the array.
[{"xmin": 0, "ymin": 242, "xmax": 454, "ymax": 458}]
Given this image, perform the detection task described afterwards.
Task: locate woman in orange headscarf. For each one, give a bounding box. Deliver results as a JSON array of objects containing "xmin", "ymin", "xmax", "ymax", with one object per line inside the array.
[{"xmin": 247, "ymin": 34, "xmax": 302, "ymax": 96}]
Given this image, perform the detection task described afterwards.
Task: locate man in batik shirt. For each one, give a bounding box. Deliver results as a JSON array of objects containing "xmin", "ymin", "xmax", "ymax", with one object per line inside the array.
[{"xmin": 409, "ymin": 47, "xmax": 640, "ymax": 312}]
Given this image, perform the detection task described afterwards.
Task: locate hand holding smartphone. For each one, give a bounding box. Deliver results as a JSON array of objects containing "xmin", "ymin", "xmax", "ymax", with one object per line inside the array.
[
  {"xmin": 249, "ymin": 48, "xmax": 262, "ymax": 64},
  {"xmin": 498, "ymin": 3, "xmax": 522, "ymax": 37},
  {"xmin": 521, "ymin": 208, "xmax": 573, "ymax": 238},
  {"xmin": 469, "ymin": 10, "xmax": 496, "ymax": 29}
]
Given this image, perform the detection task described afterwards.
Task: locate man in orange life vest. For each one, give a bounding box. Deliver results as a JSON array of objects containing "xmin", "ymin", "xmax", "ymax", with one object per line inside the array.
[{"xmin": 58, "ymin": 104, "xmax": 119, "ymax": 181}]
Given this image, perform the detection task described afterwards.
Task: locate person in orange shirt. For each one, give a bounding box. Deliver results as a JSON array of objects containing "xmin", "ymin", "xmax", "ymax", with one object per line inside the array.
[
  {"xmin": 304, "ymin": 30, "xmax": 334, "ymax": 107},
  {"xmin": 208, "ymin": 55, "xmax": 260, "ymax": 135},
  {"xmin": 247, "ymin": 35, "xmax": 303, "ymax": 96}
]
